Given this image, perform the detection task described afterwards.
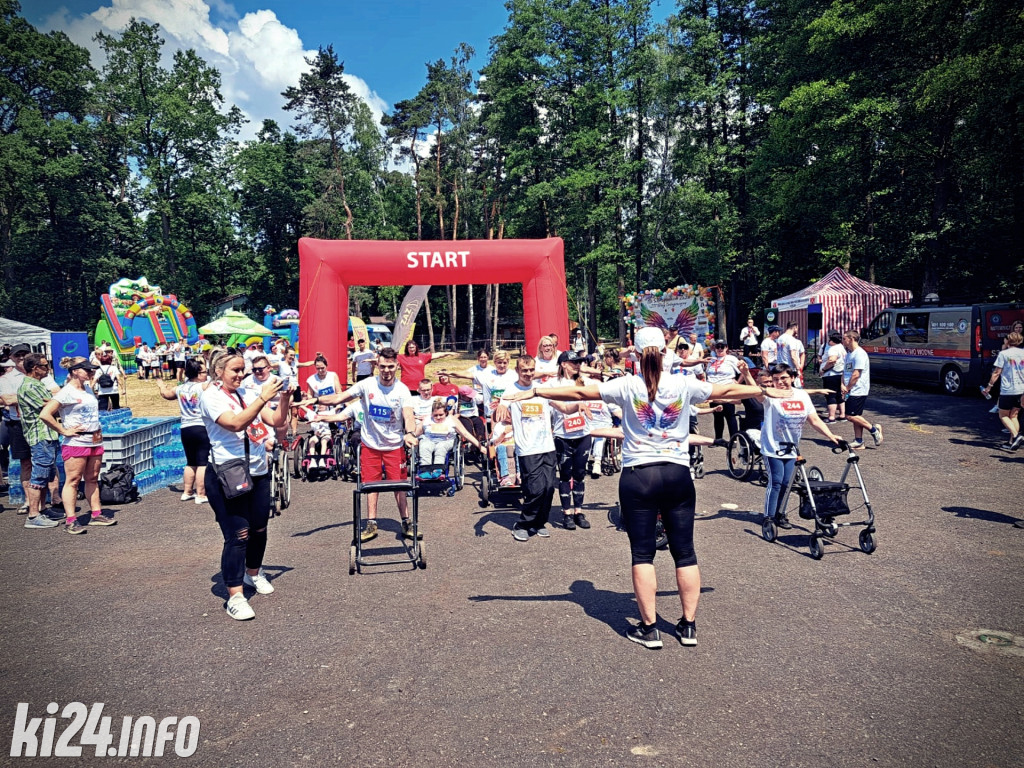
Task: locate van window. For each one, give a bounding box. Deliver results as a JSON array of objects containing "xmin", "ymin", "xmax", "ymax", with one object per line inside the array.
[
  {"xmin": 895, "ymin": 313, "xmax": 929, "ymax": 344},
  {"xmin": 863, "ymin": 313, "xmax": 890, "ymax": 342}
]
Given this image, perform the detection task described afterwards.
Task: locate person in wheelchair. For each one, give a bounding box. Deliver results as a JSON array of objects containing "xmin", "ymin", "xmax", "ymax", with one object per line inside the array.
[
  {"xmin": 587, "ymin": 399, "xmax": 621, "ymax": 478},
  {"xmin": 303, "ymin": 415, "xmax": 337, "ymax": 475},
  {"xmin": 307, "ymin": 401, "xmax": 363, "ymax": 479},
  {"xmin": 414, "ymin": 397, "xmax": 481, "ymax": 480}
]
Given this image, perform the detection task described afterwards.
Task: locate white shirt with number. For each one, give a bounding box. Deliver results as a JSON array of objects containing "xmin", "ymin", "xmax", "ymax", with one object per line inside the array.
[
  {"xmin": 843, "ymin": 347, "xmax": 871, "ymax": 396},
  {"xmin": 501, "ymin": 382, "xmax": 555, "ymax": 457},
  {"xmin": 200, "ymin": 384, "xmax": 269, "ymax": 475},
  {"xmin": 306, "ymin": 371, "xmax": 341, "ymax": 399},
  {"xmin": 352, "ymin": 377, "xmax": 412, "ymax": 451},
  {"xmin": 544, "ymin": 377, "xmax": 592, "ymax": 438},
  {"xmin": 761, "ymin": 389, "xmax": 814, "ymax": 459},
  {"xmin": 598, "ymin": 374, "xmax": 713, "ymax": 468}
]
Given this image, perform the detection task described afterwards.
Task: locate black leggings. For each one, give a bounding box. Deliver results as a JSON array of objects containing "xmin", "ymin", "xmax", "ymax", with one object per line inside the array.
[
  {"xmin": 207, "ymin": 468, "xmax": 271, "ymax": 588},
  {"xmin": 712, "ymin": 402, "xmax": 738, "ymax": 440},
  {"xmin": 618, "ymin": 462, "xmax": 697, "ymax": 568},
  {"xmin": 555, "ymin": 435, "xmax": 592, "ymax": 511}
]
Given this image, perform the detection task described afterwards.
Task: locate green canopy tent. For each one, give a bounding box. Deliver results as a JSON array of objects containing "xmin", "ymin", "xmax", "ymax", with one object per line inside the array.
[{"xmin": 198, "ymin": 311, "xmax": 272, "ymax": 337}]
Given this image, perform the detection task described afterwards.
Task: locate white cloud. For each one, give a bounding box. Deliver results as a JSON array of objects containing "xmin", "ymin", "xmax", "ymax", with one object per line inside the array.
[{"xmin": 38, "ymin": 0, "xmax": 390, "ymax": 143}]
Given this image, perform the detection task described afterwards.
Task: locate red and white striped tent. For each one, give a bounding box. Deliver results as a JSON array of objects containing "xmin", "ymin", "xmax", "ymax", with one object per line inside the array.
[{"xmin": 771, "ymin": 268, "xmax": 912, "ymax": 349}]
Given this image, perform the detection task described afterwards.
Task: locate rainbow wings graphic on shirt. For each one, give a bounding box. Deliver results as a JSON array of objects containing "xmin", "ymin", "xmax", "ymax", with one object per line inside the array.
[
  {"xmin": 638, "ymin": 304, "xmax": 698, "ymax": 337},
  {"xmin": 632, "ymin": 396, "xmax": 684, "ymax": 430}
]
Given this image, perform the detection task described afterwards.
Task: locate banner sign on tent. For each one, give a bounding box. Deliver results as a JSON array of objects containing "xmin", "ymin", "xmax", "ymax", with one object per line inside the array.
[
  {"xmin": 623, "ymin": 285, "xmax": 715, "ymax": 345},
  {"xmin": 772, "ymin": 296, "xmax": 811, "ymax": 312}
]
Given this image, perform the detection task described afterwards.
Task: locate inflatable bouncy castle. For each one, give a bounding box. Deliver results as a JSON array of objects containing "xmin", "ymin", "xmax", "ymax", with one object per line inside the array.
[
  {"xmin": 95, "ymin": 277, "xmax": 199, "ymax": 353},
  {"xmin": 263, "ymin": 305, "xmax": 300, "ymax": 350}
]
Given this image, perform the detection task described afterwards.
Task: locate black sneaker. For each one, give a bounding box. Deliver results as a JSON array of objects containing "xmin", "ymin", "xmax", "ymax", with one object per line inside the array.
[
  {"xmin": 774, "ymin": 513, "xmax": 793, "ymax": 530},
  {"xmin": 675, "ymin": 618, "xmax": 697, "ymax": 646},
  {"xmin": 44, "ymin": 506, "xmax": 65, "ymax": 521},
  {"xmin": 573, "ymin": 513, "xmax": 591, "ymax": 529},
  {"xmin": 999, "ymin": 435, "xmax": 1024, "ymax": 452},
  {"xmin": 562, "ymin": 514, "xmax": 576, "ymax": 530},
  {"xmin": 626, "ymin": 622, "xmax": 663, "ymax": 649}
]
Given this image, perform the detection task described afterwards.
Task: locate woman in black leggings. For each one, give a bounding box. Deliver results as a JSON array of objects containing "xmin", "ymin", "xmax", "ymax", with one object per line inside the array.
[{"xmin": 509, "ymin": 326, "xmax": 768, "ymax": 649}]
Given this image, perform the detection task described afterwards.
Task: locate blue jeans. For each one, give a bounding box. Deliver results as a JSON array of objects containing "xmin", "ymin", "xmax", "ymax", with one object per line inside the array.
[
  {"xmin": 29, "ymin": 440, "xmax": 59, "ymax": 489},
  {"xmin": 496, "ymin": 444, "xmax": 510, "ymax": 477},
  {"xmin": 764, "ymin": 456, "xmax": 796, "ymax": 519}
]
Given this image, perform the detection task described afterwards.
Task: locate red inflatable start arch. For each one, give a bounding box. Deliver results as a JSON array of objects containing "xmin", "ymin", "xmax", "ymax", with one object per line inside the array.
[{"xmin": 299, "ymin": 238, "xmax": 570, "ymax": 374}]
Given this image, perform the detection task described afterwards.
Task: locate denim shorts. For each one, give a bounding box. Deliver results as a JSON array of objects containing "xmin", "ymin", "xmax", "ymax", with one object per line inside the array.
[{"xmin": 29, "ymin": 439, "xmax": 59, "ymax": 489}]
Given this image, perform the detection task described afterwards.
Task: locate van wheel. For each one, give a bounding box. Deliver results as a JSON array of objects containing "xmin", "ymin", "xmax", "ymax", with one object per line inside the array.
[{"xmin": 941, "ymin": 366, "xmax": 964, "ymax": 396}]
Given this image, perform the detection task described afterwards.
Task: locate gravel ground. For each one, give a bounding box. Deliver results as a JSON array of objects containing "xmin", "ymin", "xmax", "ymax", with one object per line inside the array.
[{"xmin": 0, "ymin": 385, "xmax": 1021, "ymax": 768}]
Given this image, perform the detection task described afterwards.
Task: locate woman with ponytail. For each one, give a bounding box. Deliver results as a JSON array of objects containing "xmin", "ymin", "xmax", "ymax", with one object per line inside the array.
[{"xmin": 507, "ymin": 326, "xmax": 772, "ymax": 650}]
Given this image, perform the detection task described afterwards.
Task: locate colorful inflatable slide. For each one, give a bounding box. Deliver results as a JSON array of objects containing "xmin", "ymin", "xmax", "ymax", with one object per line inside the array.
[{"xmin": 95, "ymin": 277, "xmax": 199, "ymax": 353}]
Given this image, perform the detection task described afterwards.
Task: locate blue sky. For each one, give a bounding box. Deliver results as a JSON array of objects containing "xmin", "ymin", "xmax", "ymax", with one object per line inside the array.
[{"xmin": 25, "ymin": 0, "xmax": 671, "ymax": 141}]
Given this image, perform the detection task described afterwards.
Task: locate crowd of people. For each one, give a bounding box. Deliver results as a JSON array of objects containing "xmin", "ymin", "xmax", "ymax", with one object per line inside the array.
[{"xmin": 2, "ymin": 314, "xmax": 1022, "ymax": 636}]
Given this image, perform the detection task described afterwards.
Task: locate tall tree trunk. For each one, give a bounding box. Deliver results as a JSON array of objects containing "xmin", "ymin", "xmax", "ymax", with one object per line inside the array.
[
  {"xmin": 617, "ymin": 266, "xmax": 627, "ymax": 346},
  {"xmin": 425, "ymin": 298, "xmax": 435, "ymax": 350}
]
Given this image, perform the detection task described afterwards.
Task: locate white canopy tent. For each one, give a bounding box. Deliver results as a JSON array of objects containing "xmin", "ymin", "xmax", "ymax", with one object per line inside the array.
[{"xmin": 0, "ymin": 317, "xmax": 56, "ymax": 351}]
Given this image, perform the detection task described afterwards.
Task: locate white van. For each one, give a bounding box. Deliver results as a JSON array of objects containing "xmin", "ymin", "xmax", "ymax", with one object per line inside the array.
[{"xmin": 861, "ymin": 303, "xmax": 1023, "ymax": 395}]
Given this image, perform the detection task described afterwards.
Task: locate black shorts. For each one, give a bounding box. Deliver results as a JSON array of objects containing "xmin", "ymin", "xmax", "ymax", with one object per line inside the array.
[
  {"xmin": 997, "ymin": 393, "xmax": 1022, "ymax": 411},
  {"xmin": 181, "ymin": 425, "xmax": 211, "ymax": 467},
  {"xmin": 6, "ymin": 420, "xmax": 30, "ymax": 460},
  {"xmin": 822, "ymin": 376, "xmax": 843, "ymax": 406},
  {"xmin": 845, "ymin": 395, "xmax": 868, "ymax": 417},
  {"xmin": 174, "ymin": 360, "xmax": 186, "ymax": 370}
]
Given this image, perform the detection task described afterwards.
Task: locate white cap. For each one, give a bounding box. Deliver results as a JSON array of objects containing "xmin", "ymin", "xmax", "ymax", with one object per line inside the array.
[{"xmin": 634, "ymin": 326, "xmax": 666, "ymax": 351}]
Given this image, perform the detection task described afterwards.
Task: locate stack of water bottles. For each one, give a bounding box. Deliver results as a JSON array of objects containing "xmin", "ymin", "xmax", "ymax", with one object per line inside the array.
[
  {"xmin": 6, "ymin": 456, "xmax": 65, "ymax": 508},
  {"xmin": 99, "ymin": 408, "xmax": 182, "ymax": 498}
]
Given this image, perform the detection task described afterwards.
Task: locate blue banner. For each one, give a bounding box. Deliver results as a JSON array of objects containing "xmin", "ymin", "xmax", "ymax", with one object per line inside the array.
[{"xmin": 50, "ymin": 332, "xmax": 90, "ymax": 383}]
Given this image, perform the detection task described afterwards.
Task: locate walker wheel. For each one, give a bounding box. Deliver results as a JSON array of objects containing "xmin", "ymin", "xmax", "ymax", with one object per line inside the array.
[
  {"xmin": 761, "ymin": 517, "xmax": 777, "ymax": 542},
  {"xmin": 446, "ymin": 487, "xmax": 456, "ymax": 497},
  {"xmin": 824, "ymin": 521, "xmax": 839, "ymax": 537},
  {"xmin": 809, "ymin": 536, "xmax": 824, "ymax": 560},
  {"xmin": 417, "ymin": 540, "xmax": 427, "ymax": 569},
  {"xmin": 348, "ymin": 544, "xmax": 356, "ymax": 575},
  {"xmin": 859, "ymin": 530, "xmax": 877, "ymax": 554},
  {"xmin": 693, "ymin": 461, "xmax": 705, "ymax": 480},
  {"xmin": 807, "ymin": 466, "xmax": 825, "ymax": 482}
]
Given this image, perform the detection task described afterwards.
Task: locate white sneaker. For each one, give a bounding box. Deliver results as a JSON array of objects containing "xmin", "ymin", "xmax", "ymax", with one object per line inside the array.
[
  {"xmin": 243, "ymin": 568, "xmax": 274, "ymax": 594},
  {"xmin": 225, "ymin": 593, "xmax": 255, "ymax": 620},
  {"xmin": 180, "ymin": 492, "xmax": 195, "ymax": 501},
  {"xmin": 194, "ymin": 496, "xmax": 208, "ymax": 505}
]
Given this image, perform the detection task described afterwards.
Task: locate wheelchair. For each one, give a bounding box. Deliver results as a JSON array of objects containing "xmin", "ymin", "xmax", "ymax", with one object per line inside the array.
[
  {"xmin": 600, "ymin": 436, "xmax": 622, "ymax": 475},
  {"xmin": 415, "ymin": 436, "xmax": 466, "ymax": 497},
  {"xmin": 479, "ymin": 427, "xmax": 521, "ymax": 508},
  {"xmin": 349, "ymin": 444, "xmax": 425, "ymax": 574},
  {"xmin": 726, "ymin": 430, "xmax": 768, "ymax": 485}
]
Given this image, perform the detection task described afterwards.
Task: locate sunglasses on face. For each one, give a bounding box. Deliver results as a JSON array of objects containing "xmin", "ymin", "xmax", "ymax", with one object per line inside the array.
[{"xmin": 252, "ymin": 366, "xmax": 269, "ymax": 374}]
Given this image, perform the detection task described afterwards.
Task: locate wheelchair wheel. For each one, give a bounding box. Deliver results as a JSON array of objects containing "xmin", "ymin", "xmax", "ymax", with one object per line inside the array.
[
  {"xmin": 268, "ymin": 462, "xmax": 279, "ymax": 517},
  {"xmin": 692, "ymin": 451, "xmax": 705, "ymax": 479},
  {"xmin": 480, "ymin": 470, "xmax": 491, "ymax": 507},
  {"xmin": 280, "ymin": 454, "xmax": 292, "ymax": 509},
  {"xmin": 348, "ymin": 543, "xmax": 356, "ymax": 575},
  {"xmin": 761, "ymin": 516, "xmax": 777, "ymax": 542},
  {"xmin": 417, "ymin": 540, "xmax": 427, "ymax": 569},
  {"xmin": 727, "ymin": 433, "xmax": 754, "ymax": 480},
  {"xmin": 455, "ymin": 443, "xmax": 465, "ymax": 490},
  {"xmin": 654, "ymin": 517, "xmax": 668, "ymax": 550},
  {"xmin": 292, "ymin": 435, "xmax": 306, "ymax": 479},
  {"xmin": 806, "ymin": 466, "xmax": 825, "ymax": 482}
]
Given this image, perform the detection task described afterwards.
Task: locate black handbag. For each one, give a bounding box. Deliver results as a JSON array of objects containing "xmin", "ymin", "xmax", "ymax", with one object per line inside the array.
[{"xmin": 212, "ymin": 391, "xmax": 253, "ymax": 499}]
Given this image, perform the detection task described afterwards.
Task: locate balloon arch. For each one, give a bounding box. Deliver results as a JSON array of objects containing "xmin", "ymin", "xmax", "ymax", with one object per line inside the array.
[{"xmin": 298, "ymin": 238, "xmax": 570, "ymax": 374}]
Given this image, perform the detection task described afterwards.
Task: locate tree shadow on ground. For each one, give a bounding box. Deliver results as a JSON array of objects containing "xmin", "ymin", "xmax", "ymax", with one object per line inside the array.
[
  {"xmin": 943, "ymin": 506, "xmax": 1022, "ymax": 525},
  {"xmin": 469, "ymin": 579, "xmax": 713, "ymax": 637}
]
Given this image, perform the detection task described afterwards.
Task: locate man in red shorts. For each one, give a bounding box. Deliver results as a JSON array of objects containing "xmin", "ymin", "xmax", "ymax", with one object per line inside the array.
[{"xmin": 311, "ymin": 347, "xmax": 417, "ymax": 541}]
